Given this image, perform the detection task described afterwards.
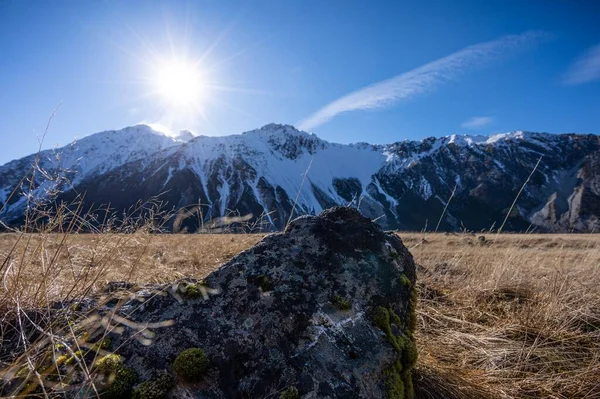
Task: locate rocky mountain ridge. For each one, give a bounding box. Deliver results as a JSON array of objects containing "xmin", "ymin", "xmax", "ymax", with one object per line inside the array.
[{"xmin": 1, "ymin": 124, "xmax": 598, "ymax": 232}]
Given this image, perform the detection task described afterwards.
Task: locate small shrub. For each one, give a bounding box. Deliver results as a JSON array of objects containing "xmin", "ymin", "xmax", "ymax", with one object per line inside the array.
[{"xmin": 172, "ymin": 348, "xmax": 208, "ymax": 382}]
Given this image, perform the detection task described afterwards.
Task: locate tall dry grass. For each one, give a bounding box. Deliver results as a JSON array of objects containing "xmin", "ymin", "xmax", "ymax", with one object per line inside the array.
[
  {"xmin": 1, "ymin": 228, "xmax": 599, "ymax": 398},
  {"xmin": 404, "ymin": 233, "xmax": 600, "ymax": 399},
  {"xmin": 0, "ymin": 196, "xmax": 182, "ymax": 396}
]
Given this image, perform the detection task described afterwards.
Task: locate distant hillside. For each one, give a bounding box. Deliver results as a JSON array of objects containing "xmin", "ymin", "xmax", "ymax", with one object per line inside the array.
[{"xmin": 1, "ymin": 124, "xmax": 598, "ymax": 232}]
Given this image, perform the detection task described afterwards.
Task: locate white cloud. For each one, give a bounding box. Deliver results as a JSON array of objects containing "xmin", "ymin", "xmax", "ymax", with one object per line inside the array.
[
  {"xmin": 461, "ymin": 116, "xmax": 494, "ymax": 130},
  {"xmin": 563, "ymin": 44, "xmax": 600, "ymax": 85},
  {"xmin": 298, "ymin": 31, "xmax": 547, "ymax": 131}
]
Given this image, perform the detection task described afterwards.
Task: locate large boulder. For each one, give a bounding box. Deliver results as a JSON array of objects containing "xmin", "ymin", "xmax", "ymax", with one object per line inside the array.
[{"xmin": 4, "ymin": 207, "xmax": 418, "ymax": 398}]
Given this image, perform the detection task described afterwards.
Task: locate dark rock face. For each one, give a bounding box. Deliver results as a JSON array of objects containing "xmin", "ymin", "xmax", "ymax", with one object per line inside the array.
[{"xmin": 96, "ymin": 207, "xmax": 417, "ymax": 398}]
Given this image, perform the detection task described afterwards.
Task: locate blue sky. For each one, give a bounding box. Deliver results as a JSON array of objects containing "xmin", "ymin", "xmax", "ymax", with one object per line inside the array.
[{"xmin": 0, "ymin": 0, "xmax": 599, "ymax": 165}]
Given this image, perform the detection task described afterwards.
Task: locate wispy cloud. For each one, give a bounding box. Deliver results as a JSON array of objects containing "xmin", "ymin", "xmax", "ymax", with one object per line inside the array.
[
  {"xmin": 461, "ymin": 116, "xmax": 494, "ymax": 130},
  {"xmin": 298, "ymin": 31, "xmax": 547, "ymax": 131},
  {"xmin": 563, "ymin": 44, "xmax": 600, "ymax": 85}
]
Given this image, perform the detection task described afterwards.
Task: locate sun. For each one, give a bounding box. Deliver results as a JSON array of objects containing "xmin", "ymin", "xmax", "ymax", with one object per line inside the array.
[{"xmin": 154, "ymin": 59, "xmax": 206, "ymax": 108}]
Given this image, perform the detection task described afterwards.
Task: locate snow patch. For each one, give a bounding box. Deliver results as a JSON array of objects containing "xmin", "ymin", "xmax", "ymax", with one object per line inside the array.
[
  {"xmin": 372, "ymin": 178, "xmax": 398, "ymax": 218},
  {"xmin": 419, "ymin": 176, "xmax": 433, "ymax": 200}
]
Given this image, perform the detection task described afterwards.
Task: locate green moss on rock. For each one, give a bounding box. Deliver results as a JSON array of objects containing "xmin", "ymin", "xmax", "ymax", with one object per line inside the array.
[
  {"xmin": 90, "ymin": 337, "xmax": 112, "ymax": 352},
  {"xmin": 105, "ymin": 366, "xmax": 138, "ymax": 398},
  {"xmin": 172, "ymin": 348, "xmax": 208, "ymax": 382},
  {"xmin": 372, "ymin": 307, "xmax": 393, "ymax": 343},
  {"xmin": 55, "ymin": 354, "xmax": 68, "ymax": 365},
  {"xmin": 95, "ymin": 354, "xmax": 123, "ymax": 373},
  {"xmin": 399, "ymin": 274, "xmax": 411, "ymax": 287},
  {"xmin": 400, "ymin": 336, "xmax": 418, "ymax": 368},
  {"xmin": 181, "ymin": 283, "xmax": 203, "ymax": 299},
  {"xmin": 371, "ymin": 305, "xmax": 417, "ymax": 399},
  {"xmin": 80, "ymin": 331, "xmax": 90, "ymax": 342},
  {"xmin": 407, "ymin": 287, "xmax": 418, "ymax": 335},
  {"xmin": 65, "ymin": 350, "xmax": 83, "ymax": 366},
  {"xmin": 133, "ymin": 373, "xmax": 176, "ymax": 399},
  {"xmin": 281, "ymin": 386, "xmax": 299, "ymax": 399},
  {"xmin": 383, "ymin": 360, "xmax": 405, "ymax": 399},
  {"xmin": 331, "ymin": 295, "xmax": 352, "ymax": 311}
]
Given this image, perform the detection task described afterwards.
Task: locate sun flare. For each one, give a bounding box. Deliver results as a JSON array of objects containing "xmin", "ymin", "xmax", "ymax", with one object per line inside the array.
[{"xmin": 154, "ymin": 59, "xmax": 206, "ymax": 108}]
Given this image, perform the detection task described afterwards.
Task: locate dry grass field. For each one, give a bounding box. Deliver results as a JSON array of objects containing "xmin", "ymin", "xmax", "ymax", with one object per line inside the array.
[{"xmin": 1, "ymin": 231, "xmax": 599, "ymax": 398}]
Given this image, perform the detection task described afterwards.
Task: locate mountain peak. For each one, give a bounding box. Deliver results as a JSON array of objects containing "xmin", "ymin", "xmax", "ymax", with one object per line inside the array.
[
  {"xmin": 125, "ymin": 124, "xmax": 172, "ymax": 137},
  {"xmin": 260, "ymin": 123, "xmax": 300, "ymax": 132},
  {"xmin": 123, "ymin": 124, "xmax": 198, "ymax": 142},
  {"xmin": 174, "ymin": 130, "xmax": 195, "ymax": 142},
  {"xmin": 242, "ymin": 123, "xmax": 312, "ymax": 138}
]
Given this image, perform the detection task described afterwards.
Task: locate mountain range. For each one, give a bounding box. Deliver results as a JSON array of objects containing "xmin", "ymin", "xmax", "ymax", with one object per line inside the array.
[{"xmin": 1, "ymin": 124, "xmax": 598, "ymax": 233}]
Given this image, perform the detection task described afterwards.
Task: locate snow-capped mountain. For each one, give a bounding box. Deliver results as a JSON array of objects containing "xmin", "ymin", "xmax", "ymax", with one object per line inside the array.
[
  {"xmin": 1, "ymin": 124, "xmax": 599, "ymax": 232},
  {"xmin": 0, "ymin": 125, "xmax": 185, "ymax": 219}
]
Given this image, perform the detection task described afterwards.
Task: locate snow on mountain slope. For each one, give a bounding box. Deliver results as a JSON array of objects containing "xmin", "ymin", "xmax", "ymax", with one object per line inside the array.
[
  {"xmin": 175, "ymin": 124, "xmax": 387, "ymax": 216},
  {"xmin": 0, "ymin": 125, "xmax": 184, "ymax": 218},
  {"xmin": 1, "ymin": 124, "xmax": 598, "ymax": 232}
]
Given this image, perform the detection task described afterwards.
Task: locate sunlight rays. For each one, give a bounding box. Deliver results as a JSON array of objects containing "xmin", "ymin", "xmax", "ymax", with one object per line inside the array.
[{"xmin": 96, "ymin": 10, "xmax": 275, "ymax": 135}]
